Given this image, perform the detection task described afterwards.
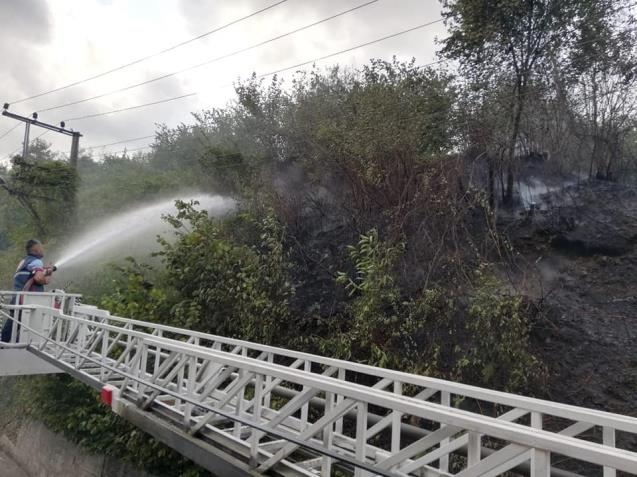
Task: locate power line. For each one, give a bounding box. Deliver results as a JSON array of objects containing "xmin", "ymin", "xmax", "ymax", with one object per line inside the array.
[
  {"xmin": 92, "ymin": 145, "xmax": 152, "ymax": 158},
  {"xmin": 9, "ymin": 0, "xmax": 288, "ymax": 105},
  {"xmin": 36, "ymin": 1, "xmax": 380, "ymax": 114},
  {"xmin": 1, "ymin": 131, "xmax": 151, "ymax": 162},
  {"xmin": 259, "ymin": 18, "xmax": 444, "ymax": 77},
  {"xmin": 62, "ymin": 20, "xmax": 444, "ymax": 124},
  {"xmin": 91, "ymin": 144, "xmax": 251, "ymax": 162},
  {"xmin": 1, "ymin": 130, "xmax": 50, "ymax": 161},
  {"xmin": 63, "ymin": 93, "xmax": 197, "ymax": 122},
  {"xmin": 0, "ymin": 123, "xmax": 21, "ymax": 141},
  {"xmin": 86, "ymin": 135, "xmax": 155, "ymax": 149}
]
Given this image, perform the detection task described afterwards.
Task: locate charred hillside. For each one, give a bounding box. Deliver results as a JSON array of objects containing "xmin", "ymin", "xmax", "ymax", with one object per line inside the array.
[{"xmin": 506, "ymin": 178, "xmax": 637, "ymax": 417}]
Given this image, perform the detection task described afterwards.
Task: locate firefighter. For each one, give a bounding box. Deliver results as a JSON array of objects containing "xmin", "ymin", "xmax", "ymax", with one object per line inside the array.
[{"xmin": 0, "ymin": 239, "xmax": 56, "ymax": 342}]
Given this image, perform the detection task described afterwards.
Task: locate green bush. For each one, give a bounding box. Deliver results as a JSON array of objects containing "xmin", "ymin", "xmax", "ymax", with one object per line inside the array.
[
  {"xmin": 102, "ymin": 201, "xmax": 296, "ymax": 346},
  {"xmin": 455, "ymin": 270, "xmax": 546, "ymax": 392},
  {"xmin": 329, "ymin": 232, "xmax": 544, "ymax": 393}
]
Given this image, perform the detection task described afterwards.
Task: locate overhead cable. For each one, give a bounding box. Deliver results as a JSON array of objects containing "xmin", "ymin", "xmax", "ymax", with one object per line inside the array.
[
  {"xmin": 36, "ymin": 0, "xmax": 380, "ymax": 113},
  {"xmin": 63, "ymin": 20, "xmax": 444, "ymax": 123},
  {"xmin": 10, "ymin": 0, "xmax": 288, "ymax": 105}
]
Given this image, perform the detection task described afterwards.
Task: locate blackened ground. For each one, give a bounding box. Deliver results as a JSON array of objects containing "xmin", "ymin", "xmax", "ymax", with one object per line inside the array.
[{"xmin": 506, "ymin": 180, "xmax": 637, "ymax": 420}]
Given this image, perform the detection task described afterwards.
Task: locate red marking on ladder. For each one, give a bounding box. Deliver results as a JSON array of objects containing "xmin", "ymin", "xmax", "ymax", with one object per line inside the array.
[{"xmin": 101, "ymin": 386, "xmax": 113, "ymax": 406}]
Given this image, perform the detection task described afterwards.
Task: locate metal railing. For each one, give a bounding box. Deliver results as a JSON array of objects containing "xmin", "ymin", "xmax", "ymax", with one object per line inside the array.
[{"xmin": 1, "ymin": 291, "xmax": 636, "ymax": 477}]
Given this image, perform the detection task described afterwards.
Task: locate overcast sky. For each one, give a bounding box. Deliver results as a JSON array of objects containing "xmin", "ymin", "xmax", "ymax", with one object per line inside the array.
[{"xmin": 0, "ymin": 0, "xmax": 447, "ymax": 162}]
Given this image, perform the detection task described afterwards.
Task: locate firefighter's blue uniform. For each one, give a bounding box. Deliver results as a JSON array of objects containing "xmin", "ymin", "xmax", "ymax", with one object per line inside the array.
[{"xmin": 0, "ymin": 255, "xmax": 45, "ymax": 342}]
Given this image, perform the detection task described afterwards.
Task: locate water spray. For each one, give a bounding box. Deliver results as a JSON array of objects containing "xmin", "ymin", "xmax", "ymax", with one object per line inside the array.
[{"xmin": 53, "ymin": 194, "xmax": 235, "ymax": 270}]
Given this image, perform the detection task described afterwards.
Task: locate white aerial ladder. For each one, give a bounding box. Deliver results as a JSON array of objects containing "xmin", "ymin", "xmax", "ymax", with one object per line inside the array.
[{"xmin": 1, "ymin": 291, "xmax": 636, "ymax": 477}]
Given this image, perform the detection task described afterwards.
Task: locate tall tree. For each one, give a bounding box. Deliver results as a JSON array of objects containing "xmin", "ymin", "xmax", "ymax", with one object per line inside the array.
[
  {"xmin": 567, "ymin": 0, "xmax": 637, "ymax": 179},
  {"xmin": 441, "ymin": 0, "xmax": 578, "ymax": 203}
]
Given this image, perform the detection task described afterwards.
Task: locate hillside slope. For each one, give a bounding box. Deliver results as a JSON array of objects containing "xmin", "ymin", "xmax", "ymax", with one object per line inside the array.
[{"xmin": 510, "ymin": 181, "xmax": 637, "ymax": 417}]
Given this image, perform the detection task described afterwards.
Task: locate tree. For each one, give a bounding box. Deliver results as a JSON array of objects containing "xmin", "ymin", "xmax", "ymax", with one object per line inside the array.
[
  {"xmin": 456, "ymin": 78, "xmax": 521, "ymax": 206},
  {"xmin": 24, "ymin": 137, "xmax": 57, "ymax": 163},
  {"xmin": 0, "ymin": 140, "xmax": 78, "ymax": 237},
  {"xmin": 566, "ymin": 0, "xmax": 637, "ymax": 179},
  {"xmin": 441, "ymin": 0, "xmax": 579, "ymax": 203}
]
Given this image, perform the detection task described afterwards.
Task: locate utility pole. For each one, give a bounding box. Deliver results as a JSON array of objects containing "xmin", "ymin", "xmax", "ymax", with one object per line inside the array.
[{"xmin": 2, "ymin": 103, "xmax": 82, "ymax": 168}]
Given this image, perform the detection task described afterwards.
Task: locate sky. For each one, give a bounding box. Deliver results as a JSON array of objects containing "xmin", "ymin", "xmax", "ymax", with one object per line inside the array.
[{"xmin": 0, "ymin": 0, "xmax": 447, "ymax": 162}]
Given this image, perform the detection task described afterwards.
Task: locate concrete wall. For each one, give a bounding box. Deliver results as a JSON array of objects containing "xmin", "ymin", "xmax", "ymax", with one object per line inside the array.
[
  {"xmin": 0, "ymin": 447, "xmax": 29, "ymax": 477},
  {"xmin": 0, "ymin": 420, "xmax": 155, "ymax": 477},
  {"xmin": 0, "ymin": 349, "xmax": 63, "ymax": 377}
]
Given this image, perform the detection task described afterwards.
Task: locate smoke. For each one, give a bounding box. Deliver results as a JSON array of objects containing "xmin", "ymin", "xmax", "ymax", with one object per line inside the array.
[{"xmin": 518, "ymin": 177, "xmax": 580, "ymax": 211}]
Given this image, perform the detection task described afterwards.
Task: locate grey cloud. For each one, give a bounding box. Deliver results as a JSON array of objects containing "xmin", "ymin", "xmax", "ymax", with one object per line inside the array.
[
  {"xmin": 178, "ymin": 0, "xmax": 277, "ymax": 35},
  {"xmin": 0, "ymin": 0, "xmax": 54, "ymax": 108},
  {"xmin": 174, "ymin": 0, "xmax": 383, "ymax": 82},
  {"xmin": 2, "ymin": 0, "xmax": 445, "ymax": 159},
  {"xmin": 0, "ymin": 0, "xmax": 52, "ymax": 44},
  {"xmin": 177, "ymin": 0, "xmax": 372, "ymax": 37}
]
